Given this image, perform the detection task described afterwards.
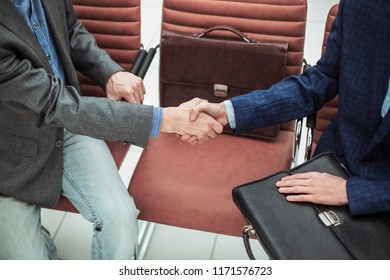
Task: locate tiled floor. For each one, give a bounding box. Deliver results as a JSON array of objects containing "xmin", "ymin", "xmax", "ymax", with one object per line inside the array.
[{"xmin": 41, "ymin": 0, "xmax": 340, "ymax": 260}]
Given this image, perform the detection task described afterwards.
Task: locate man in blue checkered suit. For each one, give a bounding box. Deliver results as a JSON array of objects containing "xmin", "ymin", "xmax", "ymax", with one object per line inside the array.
[{"xmin": 186, "ymin": 0, "xmax": 390, "ymax": 216}]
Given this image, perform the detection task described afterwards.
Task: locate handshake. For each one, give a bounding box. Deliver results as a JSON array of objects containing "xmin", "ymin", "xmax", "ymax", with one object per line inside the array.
[{"xmin": 160, "ymin": 98, "xmax": 229, "ymax": 145}]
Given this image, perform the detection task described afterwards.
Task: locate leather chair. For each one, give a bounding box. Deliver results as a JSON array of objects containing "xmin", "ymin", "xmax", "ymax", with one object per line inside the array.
[
  {"xmin": 128, "ymin": 0, "xmax": 308, "ymax": 237},
  {"xmin": 53, "ymin": 0, "xmax": 144, "ymax": 212}
]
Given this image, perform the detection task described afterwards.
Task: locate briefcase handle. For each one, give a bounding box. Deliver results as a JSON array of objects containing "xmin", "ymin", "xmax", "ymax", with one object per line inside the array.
[
  {"xmin": 193, "ymin": 25, "xmax": 255, "ymax": 43},
  {"xmin": 243, "ymin": 225, "xmax": 257, "ymax": 260}
]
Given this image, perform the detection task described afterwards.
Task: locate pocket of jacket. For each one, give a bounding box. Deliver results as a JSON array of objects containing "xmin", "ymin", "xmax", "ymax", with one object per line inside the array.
[{"xmin": 0, "ymin": 132, "xmax": 39, "ymax": 158}]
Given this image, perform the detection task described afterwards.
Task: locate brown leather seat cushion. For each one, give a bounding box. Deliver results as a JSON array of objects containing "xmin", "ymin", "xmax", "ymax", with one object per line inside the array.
[{"xmin": 129, "ymin": 131, "xmax": 295, "ymax": 237}]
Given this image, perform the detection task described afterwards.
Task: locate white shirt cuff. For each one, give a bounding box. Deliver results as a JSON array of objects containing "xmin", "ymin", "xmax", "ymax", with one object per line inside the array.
[{"xmin": 224, "ymin": 100, "xmax": 236, "ymax": 129}]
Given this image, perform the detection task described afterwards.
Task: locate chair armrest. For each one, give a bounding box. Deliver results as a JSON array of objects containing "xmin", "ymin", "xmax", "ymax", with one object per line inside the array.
[
  {"xmin": 293, "ymin": 59, "xmax": 314, "ymax": 163},
  {"xmin": 131, "ymin": 45, "xmax": 159, "ymax": 79}
]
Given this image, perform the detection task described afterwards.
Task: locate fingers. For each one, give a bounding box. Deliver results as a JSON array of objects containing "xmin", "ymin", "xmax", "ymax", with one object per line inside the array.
[
  {"xmin": 125, "ymin": 76, "xmax": 145, "ymax": 104},
  {"xmin": 179, "ymin": 127, "xmax": 217, "ymax": 145},
  {"xmin": 189, "ymin": 101, "xmax": 208, "ymax": 121},
  {"xmin": 276, "ymin": 175, "xmax": 316, "ymax": 203},
  {"xmin": 275, "ymin": 172, "xmax": 348, "ymax": 205},
  {"xmin": 276, "ymin": 172, "xmax": 316, "ymax": 189},
  {"xmin": 161, "ymin": 107, "xmax": 222, "ymax": 145},
  {"xmin": 106, "ymin": 71, "xmax": 145, "ymax": 104},
  {"xmin": 278, "ymin": 172, "xmax": 318, "ymax": 182},
  {"xmin": 179, "ymin": 98, "xmax": 205, "ymax": 109},
  {"xmin": 278, "ymin": 185, "xmax": 310, "ymax": 195},
  {"xmin": 285, "ymin": 194, "xmax": 313, "ymax": 203},
  {"xmin": 211, "ymin": 119, "xmax": 223, "ymax": 134}
]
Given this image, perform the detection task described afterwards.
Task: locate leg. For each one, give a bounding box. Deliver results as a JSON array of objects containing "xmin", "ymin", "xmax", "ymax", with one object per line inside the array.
[
  {"xmin": 61, "ymin": 130, "xmax": 139, "ymax": 260},
  {"xmin": 0, "ymin": 195, "xmax": 57, "ymax": 260}
]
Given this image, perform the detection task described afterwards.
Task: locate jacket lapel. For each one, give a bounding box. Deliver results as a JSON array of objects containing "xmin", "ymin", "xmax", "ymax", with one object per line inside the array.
[
  {"xmin": 364, "ymin": 18, "xmax": 390, "ymax": 155},
  {"xmin": 41, "ymin": 0, "xmax": 79, "ymax": 88},
  {"xmin": 0, "ymin": 1, "xmax": 52, "ymax": 71}
]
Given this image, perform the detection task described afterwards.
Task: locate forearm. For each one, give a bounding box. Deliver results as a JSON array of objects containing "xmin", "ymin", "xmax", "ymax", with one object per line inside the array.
[
  {"xmin": 230, "ymin": 65, "xmax": 339, "ymax": 133},
  {"xmin": 0, "ymin": 54, "xmax": 153, "ymax": 147}
]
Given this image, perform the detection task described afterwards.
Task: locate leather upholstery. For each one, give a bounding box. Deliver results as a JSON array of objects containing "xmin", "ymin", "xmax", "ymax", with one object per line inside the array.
[
  {"xmin": 54, "ymin": 0, "xmax": 141, "ymax": 212},
  {"xmin": 162, "ymin": 0, "xmax": 307, "ymax": 77},
  {"xmin": 162, "ymin": 0, "xmax": 307, "ymax": 132},
  {"xmin": 128, "ymin": 0, "xmax": 307, "ymax": 237}
]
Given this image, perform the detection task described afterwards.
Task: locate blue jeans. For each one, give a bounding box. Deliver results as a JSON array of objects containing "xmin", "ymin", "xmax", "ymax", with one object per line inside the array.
[{"xmin": 0, "ymin": 130, "xmax": 139, "ymax": 259}]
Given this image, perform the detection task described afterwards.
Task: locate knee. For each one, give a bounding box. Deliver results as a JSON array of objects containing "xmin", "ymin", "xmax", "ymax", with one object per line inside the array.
[{"xmin": 94, "ymin": 197, "xmax": 139, "ymax": 232}]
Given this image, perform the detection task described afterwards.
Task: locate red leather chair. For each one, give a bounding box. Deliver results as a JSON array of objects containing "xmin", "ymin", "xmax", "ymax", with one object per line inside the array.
[
  {"xmin": 53, "ymin": 0, "xmax": 143, "ymax": 212},
  {"xmin": 128, "ymin": 0, "xmax": 308, "ymax": 237}
]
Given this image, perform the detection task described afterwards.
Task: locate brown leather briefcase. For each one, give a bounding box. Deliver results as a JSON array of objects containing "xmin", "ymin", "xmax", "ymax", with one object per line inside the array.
[{"xmin": 160, "ymin": 25, "xmax": 288, "ymax": 140}]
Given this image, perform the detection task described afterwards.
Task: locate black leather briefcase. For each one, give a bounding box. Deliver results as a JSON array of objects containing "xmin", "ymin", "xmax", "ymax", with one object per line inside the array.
[{"xmin": 232, "ymin": 152, "xmax": 390, "ymax": 260}]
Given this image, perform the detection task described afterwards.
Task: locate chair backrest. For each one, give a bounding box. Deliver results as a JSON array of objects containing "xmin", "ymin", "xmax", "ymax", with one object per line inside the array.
[
  {"xmin": 72, "ymin": 0, "xmax": 141, "ymax": 97},
  {"xmin": 312, "ymin": 4, "xmax": 339, "ymax": 147},
  {"xmin": 161, "ymin": 0, "xmax": 307, "ymax": 131}
]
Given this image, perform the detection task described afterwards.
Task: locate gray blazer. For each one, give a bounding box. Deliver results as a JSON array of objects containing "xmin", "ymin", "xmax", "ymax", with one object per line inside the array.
[{"xmin": 0, "ymin": 0, "xmax": 154, "ymax": 207}]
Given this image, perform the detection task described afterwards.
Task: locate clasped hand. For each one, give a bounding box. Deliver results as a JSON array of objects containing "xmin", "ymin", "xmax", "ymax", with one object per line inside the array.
[
  {"xmin": 174, "ymin": 98, "xmax": 228, "ymax": 145},
  {"xmin": 160, "ymin": 98, "xmax": 224, "ymax": 144}
]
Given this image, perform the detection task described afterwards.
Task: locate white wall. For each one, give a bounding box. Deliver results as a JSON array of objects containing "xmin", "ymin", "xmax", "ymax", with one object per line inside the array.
[{"xmin": 304, "ymin": 0, "xmax": 340, "ymax": 64}]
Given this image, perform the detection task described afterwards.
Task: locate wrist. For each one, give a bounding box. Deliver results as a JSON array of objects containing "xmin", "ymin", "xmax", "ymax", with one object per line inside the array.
[
  {"xmin": 160, "ymin": 107, "xmax": 177, "ymax": 134},
  {"xmin": 219, "ymin": 101, "xmax": 229, "ymax": 127}
]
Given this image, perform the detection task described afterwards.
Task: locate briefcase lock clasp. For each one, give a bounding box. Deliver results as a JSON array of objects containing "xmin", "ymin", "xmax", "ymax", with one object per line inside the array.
[
  {"xmin": 318, "ymin": 211, "xmax": 341, "ymax": 227},
  {"xmin": 214, "ymin": 84, "xmax": 228, "ymax": 98}
]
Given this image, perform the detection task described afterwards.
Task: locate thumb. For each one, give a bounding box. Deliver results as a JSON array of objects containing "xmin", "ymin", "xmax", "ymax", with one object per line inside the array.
[
  {"xmin": 189, "ymin": 108, "xmax": 200, "ymax": 122},
  {"xmin": 189, "ymin": 100, "xmax": 209, "ymax": 121},
  {"xmin": 211, "ymin": 120, "xmax": 224, "ymax": 134}
]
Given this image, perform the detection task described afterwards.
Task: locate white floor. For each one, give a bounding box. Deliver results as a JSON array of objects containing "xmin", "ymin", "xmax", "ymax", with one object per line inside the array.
[{"xmin": 41, "ymin": 0, "xmax": 340, "ymax": 260}]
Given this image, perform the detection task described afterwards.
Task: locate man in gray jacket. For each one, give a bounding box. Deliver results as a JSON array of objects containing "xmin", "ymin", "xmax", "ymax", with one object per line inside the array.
[{"xmin": 0, "ymin": 0, "xmax": 222, "ymax": 259}]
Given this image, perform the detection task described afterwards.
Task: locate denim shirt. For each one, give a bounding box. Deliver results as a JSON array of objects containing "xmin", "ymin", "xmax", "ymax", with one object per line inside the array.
[{"xmin": 11, "ymin": 0, "xmax": 67, "ymax": 82}]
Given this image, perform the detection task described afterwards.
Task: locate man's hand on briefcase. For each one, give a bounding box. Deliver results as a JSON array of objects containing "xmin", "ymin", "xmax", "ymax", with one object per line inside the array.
[{"xmin": 276, "ymin": 172, "xmax": 348, "ymax": 206}]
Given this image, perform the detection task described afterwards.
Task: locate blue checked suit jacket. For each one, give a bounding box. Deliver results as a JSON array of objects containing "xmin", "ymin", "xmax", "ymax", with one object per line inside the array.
[{"xmin": 230, "ymin": 0, "xmax": 390, "ymax": 216}]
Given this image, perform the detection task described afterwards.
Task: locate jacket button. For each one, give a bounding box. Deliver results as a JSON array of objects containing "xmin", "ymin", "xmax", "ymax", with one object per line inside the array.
[
  {"xmin": 362, "ymin": 157, "xmax": 372, "ymax": 165},
  {"xmin": 55, "ymin": 140, "xmax": 63, "ymax": 148}
]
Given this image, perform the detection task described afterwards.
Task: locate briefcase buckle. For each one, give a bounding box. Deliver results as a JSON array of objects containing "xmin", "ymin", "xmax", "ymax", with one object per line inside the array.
[
  {"xmin": 214, "ymin": 84, "xmax": 228, "ymax": 97},
  {"xmin": 243, "ymin": 225, "xmax": 256, "ymax": 236},
  {"xmin": 318, "ymin": 211, "xmax": 341, "ymax": 227}
]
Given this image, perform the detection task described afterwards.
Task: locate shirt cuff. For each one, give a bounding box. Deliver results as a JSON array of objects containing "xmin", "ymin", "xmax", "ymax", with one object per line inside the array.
[
  {"xmin": 224, "ymin": 100, "xmax": 236, "ymax": 129},
  {"xmin": 150, "ymin": 107, "xmax": 163, "ymax": 138}
]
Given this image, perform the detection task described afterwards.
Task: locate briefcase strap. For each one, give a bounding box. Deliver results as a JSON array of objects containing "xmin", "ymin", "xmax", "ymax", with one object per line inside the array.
[{"xmin": 243, "ymin": 225, "xmax": 257, "ymax": 260}]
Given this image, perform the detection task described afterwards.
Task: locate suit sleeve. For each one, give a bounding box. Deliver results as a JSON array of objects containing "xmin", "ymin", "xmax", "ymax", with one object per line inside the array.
[
  {"xmin": 347, "ymin": 178, "xmax": 390, "ymax": 215},
  {"xmin": 0, "ymin": 45, "xmax": 153, "ymax": 147}
]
